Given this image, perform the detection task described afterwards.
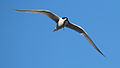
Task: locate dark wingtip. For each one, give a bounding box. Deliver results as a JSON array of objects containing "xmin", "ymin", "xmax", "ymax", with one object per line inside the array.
[
  {"xmin": 97, "ymin": 49, "xmax": 106, "ymax": 57},
  {"xmin": 102, "ymin": 54, "xmax": 106, "ymax": 58},
  {"xmin": 101, "ymin": 53, "xmax": 105, "ymax": 57}
]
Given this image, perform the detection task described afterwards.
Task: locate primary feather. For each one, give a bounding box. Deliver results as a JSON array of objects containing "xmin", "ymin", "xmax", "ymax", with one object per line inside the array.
[{"xmin": 66, "ymin": 23, "xmax": 104, "ymax": 56}]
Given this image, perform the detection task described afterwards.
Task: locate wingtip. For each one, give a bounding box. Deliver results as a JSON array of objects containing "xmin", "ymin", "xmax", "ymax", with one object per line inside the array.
[
  {"xmin": 102, "ymin": 54, "xmax": 105, "ymax": 57},
  {"xmin": 8, "ymin": 8, "xmax": 18, "ymax": 11},
  {"xmin": 9, "ymin": 8, "xmax": 25, "ymax": 12},
  {"xmin": 102, "ymin": 54, "xmax": 106, "ymax": 58},
  {"xmin": 99, "ymin": 51, "xmax": 106, "ymax": 57},
  {"xmin": 8, "ymin": 8, "xmax": 14, "ymax": 10}
]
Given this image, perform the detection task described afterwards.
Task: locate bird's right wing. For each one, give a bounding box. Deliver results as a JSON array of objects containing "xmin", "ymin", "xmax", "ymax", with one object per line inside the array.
[
  {"xmin": 66, "ymin": 23, "xmax": 104, "ymax": 56},
  {"xmin": 12, "ymin": 9, "xmax": 60, "ymax": 23}
]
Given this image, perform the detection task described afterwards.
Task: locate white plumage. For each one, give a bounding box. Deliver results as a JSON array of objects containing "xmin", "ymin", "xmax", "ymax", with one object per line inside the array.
[{"xmin": 58, "ymin": 18, "xmax": 66, "ymax": 26}]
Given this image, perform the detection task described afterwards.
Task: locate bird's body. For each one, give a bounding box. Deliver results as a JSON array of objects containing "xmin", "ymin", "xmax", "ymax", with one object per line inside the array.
[
  {"xmin": 58, "ymin": 18, "xmax": 66, "ymax": 26},
  {"xmin": 12, "ymin": 9, "xmax": 105, "ymax": 56}
]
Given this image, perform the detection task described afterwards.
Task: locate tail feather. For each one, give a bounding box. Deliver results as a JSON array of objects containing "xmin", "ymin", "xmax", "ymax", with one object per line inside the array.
[{"xmin": 53, "ymin": 28, "xmax": 58, "ymax": 32}]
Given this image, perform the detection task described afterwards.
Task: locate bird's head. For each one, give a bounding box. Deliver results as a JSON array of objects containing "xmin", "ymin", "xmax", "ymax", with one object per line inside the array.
[
  {"xmin": 62, "ymin": 17, "xmax": 69, "ymax": 24},
  {"xmin": 62, "ymin": 17, "xmax": 69, "ymax": 25},
  {"xmin": 62, "ymin": 17, "xmax": 68, "ymax": 21}
]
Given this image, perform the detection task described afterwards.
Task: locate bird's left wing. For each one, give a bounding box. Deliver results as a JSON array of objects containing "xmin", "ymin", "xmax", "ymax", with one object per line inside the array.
[
  {"xmin": 12, "ymin": 9, "xmax": 60, "ymax": 23},
  {"xmin": 66, "ymin": 23, "xmax": 104, "ymax": 56}
]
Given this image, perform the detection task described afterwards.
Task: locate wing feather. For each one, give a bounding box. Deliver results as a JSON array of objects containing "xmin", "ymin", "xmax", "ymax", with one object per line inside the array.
[
  {"xmin": 66, "ymin": 23, "xmax": 104, "ymax": 56},
  {"xmin": 12, "ymin": 9, "xmax": 60, "ymax": 23}
]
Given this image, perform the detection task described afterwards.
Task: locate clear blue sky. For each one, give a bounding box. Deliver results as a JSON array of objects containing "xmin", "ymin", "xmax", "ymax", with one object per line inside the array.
[{"xmin": 1, "ymin": 0, "xmax": 120, "ymax": 68}]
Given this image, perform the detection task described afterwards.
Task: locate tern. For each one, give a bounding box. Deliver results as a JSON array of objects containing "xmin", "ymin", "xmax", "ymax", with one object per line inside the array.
[{"xmin": 12, "ymin": 9, "xmax": 104, "ymax": 56}]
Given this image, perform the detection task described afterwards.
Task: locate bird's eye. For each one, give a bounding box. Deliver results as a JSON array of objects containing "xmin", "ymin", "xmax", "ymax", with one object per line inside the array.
[
  {"xmin": 62, "ymin": 17, "xmax": 65, "ymax": 19},
  {"xmin": 62, "ymin": 17, "xmax": 67, "ymax": 20}
]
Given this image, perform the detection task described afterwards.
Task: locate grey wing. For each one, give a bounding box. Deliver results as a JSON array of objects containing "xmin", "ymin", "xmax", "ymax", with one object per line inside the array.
[
  {"xmin": 12, "ymin": 9, "xmax": 60, "ymax": 23},
  {"xmin": 66, "ymin": 23, "xmax": 104, "ymax": 56}
]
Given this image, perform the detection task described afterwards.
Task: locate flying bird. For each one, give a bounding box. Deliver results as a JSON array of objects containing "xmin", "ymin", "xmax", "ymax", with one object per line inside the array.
[{"xmin": 12, "ymin": 9, "xmax": 104, "ymax": 56}]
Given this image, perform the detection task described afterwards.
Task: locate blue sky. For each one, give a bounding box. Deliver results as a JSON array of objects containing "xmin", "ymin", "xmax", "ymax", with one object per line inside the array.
[{"xmin": 1, "ymin": 0, "xmax": 120, "ymax": 68}]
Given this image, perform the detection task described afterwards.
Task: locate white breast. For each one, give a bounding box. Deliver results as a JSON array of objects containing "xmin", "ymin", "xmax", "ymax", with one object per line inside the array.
[{"xmin": 58, "ymin": 18, "xmax": 66, "ymax": 26}]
